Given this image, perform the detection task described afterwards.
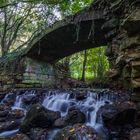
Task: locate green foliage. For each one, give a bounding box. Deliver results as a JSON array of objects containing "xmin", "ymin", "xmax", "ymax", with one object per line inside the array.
[
  {"xmin": 59, "ymin": 46, "xmax": 109, "ymax": 81},
  {"xmin": 59, "ymin": 0, "xmax": 93, "ymax": 16},
  {"xmin": 0, "ymin": 0, "xmax": 93, "ymax": 56}
]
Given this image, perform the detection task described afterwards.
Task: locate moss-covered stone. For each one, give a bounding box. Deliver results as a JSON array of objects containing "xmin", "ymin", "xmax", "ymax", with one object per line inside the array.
[{"xmin": 20, "ymin": 104, "xmax": 60, "ymax": 133}]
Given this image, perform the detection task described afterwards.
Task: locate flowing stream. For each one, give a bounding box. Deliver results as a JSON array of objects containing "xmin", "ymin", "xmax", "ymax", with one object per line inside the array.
[{"xmin": 0, "ymin": 89, "xmax": 113, "ymax": 139}]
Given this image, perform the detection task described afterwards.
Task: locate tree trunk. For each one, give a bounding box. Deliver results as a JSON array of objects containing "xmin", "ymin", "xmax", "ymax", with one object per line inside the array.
[
  {"xmin": 64, "ymin": 57, "xmax": 71, "ymax": 77},
  {"xmin": 81, "ymin": 50, "xmax": 87, "ymax": 81},
  {"xmin": 1, "ymin": 45, "xmax": 8, "ymax": 57}
]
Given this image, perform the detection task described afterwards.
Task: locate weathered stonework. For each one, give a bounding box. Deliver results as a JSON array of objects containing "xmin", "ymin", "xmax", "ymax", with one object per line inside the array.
[
  {"xmin": 0, "ymin": 56, "xmax": 58, "ymax": 91},
  {"xmin": 103, "ymin": 0, "xmax": 140, "ymax": 101},
  {"xmin": 0, "ymin": 0, "xmax": 139, "ymax": 102}
]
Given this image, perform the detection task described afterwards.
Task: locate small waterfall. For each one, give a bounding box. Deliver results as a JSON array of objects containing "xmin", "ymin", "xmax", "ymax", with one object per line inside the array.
[
  {"xmin": 1, "ymin": 89, "xmax": 114, "ymax": 139},
  {"xmin": 1, "ymin": 92, "xmax": 14, "ymax": 104},
  {"xmin": 47, "ymin": 129, "xmax": 59, "ymax": 140},
  {"xmin": 12, "ymin": 90, "xmax": 36, "ymax": 110},
  {"xmin": 12, "ymin": 95, "xmax": 22, "ymax": 110},
  {"xmin": 42, "ymin": 91, "xmax": 71, "ymax": 116},
  {"xmin": 42, "ymin": 90, "xmax": 113, "ymax": 140},
  {"xmin": 42, "ymin": 90, "xmax": 112, "ymax": 128}
]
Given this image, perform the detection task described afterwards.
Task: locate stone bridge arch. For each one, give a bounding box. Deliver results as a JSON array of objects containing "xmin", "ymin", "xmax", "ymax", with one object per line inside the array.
[
  {"xmin": 26, "ymin": 0, "xmax": 140, "ymax": 101},
  {"xmin": 26, "ymin": 10, "xmax": 107, "ymax": 63},
  {"xmin": 0, "ymin": 0, "xmax": 139, "ymax": 102}
]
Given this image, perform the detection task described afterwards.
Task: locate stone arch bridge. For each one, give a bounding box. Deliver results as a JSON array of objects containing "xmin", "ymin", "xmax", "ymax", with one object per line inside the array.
[{"xmin": 0, "ymin": 0, "xmax": 139, "ymax": 101}]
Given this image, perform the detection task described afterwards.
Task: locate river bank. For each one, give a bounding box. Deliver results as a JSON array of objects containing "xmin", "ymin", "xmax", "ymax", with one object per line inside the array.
[{"xmin": 0, "ymin": 88, "xmax": 139, "ymax": 140}]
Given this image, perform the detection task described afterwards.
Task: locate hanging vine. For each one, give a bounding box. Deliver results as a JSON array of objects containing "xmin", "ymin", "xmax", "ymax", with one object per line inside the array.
[{"xmin": 88, "ymin": 19, "xmax": 95, "ymax": 42}]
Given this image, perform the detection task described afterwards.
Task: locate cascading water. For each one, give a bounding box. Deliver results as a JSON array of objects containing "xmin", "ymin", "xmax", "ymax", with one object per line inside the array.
[
  {"xmin": 0, "ymin": 129, "xmax": 19, "ymax": 137},
  {"xmin": 42, "ymin": 90, "xmax": 112, "ymax": 139},
  {"xmin": 12, "ymin": 90, "xmax": 36, "ymax": 110},
  {"xmin": 12, "ymin": 95, "xmax": 22, "ymax": 110},
  {"xmin": 0, "ymin": 89, "xmax": 113, "ymax": 139},
  {"xmin": 43, "ymin": 90, "xmax": 111, "ymax": 126},
  {"xmin": 42, "ymin": 91, "xmax": 71, "ymax": 116}
]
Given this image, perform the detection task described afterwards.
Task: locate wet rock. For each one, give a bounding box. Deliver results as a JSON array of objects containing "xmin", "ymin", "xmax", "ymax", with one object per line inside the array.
[
  {"xmin": 53, "ymin": 124, "xmax": 103, "ymax": 140},
  {"xmin": 30, "ymin": 128, "xmax": 48, "ymax": 140},
  {"xmin": 75, "ymin": 91, "xmax": 87, "ymax": 100},
  {"xmin": 97, "ymin": 101, "xmax": 136, "ymax": 127},
  {"xmin": 10, "ymin": 109, "xmax": 24, "ymax": 119},
  {"xmin": 0, "ymin": 117, "xmax": 7, "ymax": 122},
  {"xmin": 0, "ymin": 120, "xmax": 21, "ymax": 132},
  {"xmin": 22, "ymin": 94, "xmax": 38, "ymax": 105},
  {"xmin": 0, "ymin": 104, "xmax": 11, "ymax": 111},
  {"xmin": 0, "ymin": 133, "xmax": 31, "ymax": 140},
  {"xmin": 20, "ymin": 104, "xmax": 61, "ymax": 132},
  {"xmin": 0, "ymin": 93, "xmax": 6, "ymax": 102},
  {"xmin": 0, "ymin": 110, "xmax": 9, "ymax": 117},
  {"xmin": 54, "ymin": 117, "xmax": 67, "ymax": 128},
  {"xmin": 66, "ymin": 107, "xmax": 86, "ymax": 124},
  {"xmin": 130, "ymin": 128, "xmax": 140, "ymax": 140},
  {"xmin": 0, "ymin": 104, "xmax": 10, "ymax": 122},
  {"xmin": 54, "ymin": 108, "xmax": 86, "ymax": 128},
  {"xmin": 12, "ymin": 133, "xmax": 31, "ymax": 140},
  {"xmin": 1, "ymin": 93, "xmax": 16, "ymax": 106}
]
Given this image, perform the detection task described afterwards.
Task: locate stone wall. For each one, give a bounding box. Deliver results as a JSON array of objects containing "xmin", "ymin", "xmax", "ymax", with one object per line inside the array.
[
  {"xmin": 0, "ymin": 56, "xmax": 24, "ymax": 91},
  {"xmin": 0, "ymin": 57, "xmax": 58, "ymax": 91},
  {"xmin": 19, "ymin": 58, "xmax": 56, "ymax": 88},
  {"xmin": 102, "ymin": 0, "xmax": 140, "ymax": 101}
]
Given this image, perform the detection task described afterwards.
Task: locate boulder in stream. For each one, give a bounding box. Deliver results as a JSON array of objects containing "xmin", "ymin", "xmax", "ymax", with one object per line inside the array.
[
  {"xmin": 20, "ymin": 104, "xmax": 61, "ymax": 132},
  {"xmin": 0, "ymin": 120, "xmax": 21, "ymax": 133},
  {"xmin": 9, "ymin": 109, "xmax": 25, "ymax": 119},
  {"xmin": 22, "ymin": 94, "xmax": 39, "ymax": 105},
  {"xmin": 97, "ymin": 101, "xmax": 136, "ymax": 127},
  {"xmin": 75, "ymin": 91, "xmax": 87, "ymax": 100},
  {"xmin": 54, "ymin": 107, "xmax": 86, "ymax": 128}
]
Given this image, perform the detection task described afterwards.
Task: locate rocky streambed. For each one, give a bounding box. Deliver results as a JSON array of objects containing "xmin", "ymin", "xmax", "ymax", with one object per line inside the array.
[{"xmin": 0, "ymin": 89, "xmax": 139, "ymax": 140}]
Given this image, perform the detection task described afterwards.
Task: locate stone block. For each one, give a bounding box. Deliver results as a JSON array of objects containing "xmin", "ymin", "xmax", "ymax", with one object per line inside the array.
[
  {"xmin": 120, "ymin": 36, "xmax": 140, "ymax": 50},
  {"xmin": 131, "ymin": 67, "xmax": 140, "ymax": 78},
  {"xmin": 131, "ymin": 92, "xmax": 140, "ymax": 102},
  {"xmin": 131, "ymin": 78, "xmax": 140, "ymax": 88},
  {"xmin": 125, "ymin": 48, "xmax": 140, "ymax": 59},
  {"xmin": 123, "ymin": 66, "xmax": 131, "ymax": 78}
]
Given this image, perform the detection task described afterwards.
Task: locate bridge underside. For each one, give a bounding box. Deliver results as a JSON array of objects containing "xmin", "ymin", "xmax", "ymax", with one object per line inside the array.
[
  {"xmin": 27, "ymin": 19, "xmax": 107, "ymax": 63},
  {"xmin": 0, "ymin": 0, "xmax": 139, "ymax": 101},
  {"xmin": 26, "ymin": 0, "xmax": 140, "ymax": 102}
]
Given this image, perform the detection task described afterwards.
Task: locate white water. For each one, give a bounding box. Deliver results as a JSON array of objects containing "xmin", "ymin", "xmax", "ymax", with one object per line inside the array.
[
  {"xmin": 42, "ymin": 90, "xmax": 111, "ymax": 130},
  {"xmin": 12, "ymin": 90, "xmax": 36, "ymax": 110},
  {"xmin": 12, "ymin": 95, "xmax": 22, "ymax": 110},
  {"xmin": 42, "ymin": 91, "xmax": 71, "ymax": 116},
  {"xmin": 1, "ymin": 92, "xmax": 13, "ymax": 104},
  {"xmin": 47, "ymin": 129, "xmax": 59, "ymax": 140},
  {"xmin": 1, "ymin": 90, "xmax": 112, "ymax": 139},
  {"xmin": 0, "ymin": 129, "xmax": 19, "ymax": 137}
]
